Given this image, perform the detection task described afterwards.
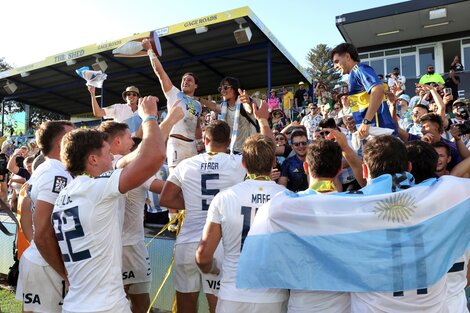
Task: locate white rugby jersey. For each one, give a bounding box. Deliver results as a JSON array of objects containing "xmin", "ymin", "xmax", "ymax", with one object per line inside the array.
[
  {"xmin": 121, "ymin": 176, "xmax": 154, "ymax": 246},
  {"xmin": 446, "ymin": 251, "xmax": 470, "ymax": 313},
  {"xmin": 351, "ymin": 276, "xmax": 448, "ymax": 313},
  {"xmin": 165, "ymin": 86, "xmax": 201, "ymax": 140},
  {"xmin": 167, "ymin": 152, "xmax": 245, "ymax": 245},
  {"xmin": 52, "ymin": 170, "xmax": 127, "ymax": 312},
  {"xmin": 207, "ymin": 179, "xmax": 288, "ymax": 303},
  {"xmin": 23, "ymin": 158, "xmax": 72, "ymax": 266}
]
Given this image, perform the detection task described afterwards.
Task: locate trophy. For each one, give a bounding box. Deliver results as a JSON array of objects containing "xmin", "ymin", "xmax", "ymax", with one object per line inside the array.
[{"xmin": 112, "ymin": 30, "xmax": 162, "ymax": 57}]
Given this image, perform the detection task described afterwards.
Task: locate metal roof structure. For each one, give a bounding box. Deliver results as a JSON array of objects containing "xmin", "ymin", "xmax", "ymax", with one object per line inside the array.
[
  {"xmin": 0, "ymin": 7, "xmax": 310, "ymax": 117},
  {"xmin": 336, "ymin": 0, "xmax": 470, "ymax": 52}
]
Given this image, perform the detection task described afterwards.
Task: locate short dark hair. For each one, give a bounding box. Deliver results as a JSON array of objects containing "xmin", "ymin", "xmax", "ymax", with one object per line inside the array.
[
  {"xmin": 414, "ymin": 104, "xmax": 429, "ymax": 113},
  {"xmin": 97, "ymin": 121, "xmax": 129, "ymax": 142},
  {"xmin": 318, "ymin": 118, "xmax": 338, "ymax": 130},
  {"xmin": 306, "ymin": 139, "xmax": 342, "ymax": 178},
  {"xmin": 220, "ymin": 77, "xmax": 240, "ymax": 97},
  {"xmin": 183, "ymin": 72, "xmax": 199, "ymax": 85},
  {"xmin": 329, "ymin": 43, "xmax": 360, "ymax": 62},
  {"xmin": 363, "ymin": 135, "xmax": 408, "ymax": 178},
  {"xmin": 61, "ymin": 129, "xmax": 109, "ymax": 177},
  {"xmin": 36, "ymin": 121, "xmax": 74, "ymax": 156},
  {"xmin": 205, "ymin": 120, "xmax": 231, "ymax": 147},
  {"xmin": 406, "ymin": 141, "xmax": 438, "ymax": 183},
  {"xmin": 290, "ymin": 130, "xmax": 307, "ymax": 143},
  {"xmin": 242, "ymin": 134, "xmax": 275, "ymax": 175},
  {"xmin": 15, "ymin": 156, "xmax": 25, "ymax": 168},
  {"xmin": 432, "ymin": 141, "xmax": 451, "ymax": 157},
  {"xmin": 420, "ymin": 113, "xmax": 444, "ymax": 134}
]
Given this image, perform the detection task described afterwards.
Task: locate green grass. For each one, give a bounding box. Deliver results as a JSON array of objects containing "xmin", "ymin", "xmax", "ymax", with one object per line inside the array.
[{"xmin": 0, "ymin": 289, "xmax": 22, "ymax": 313}]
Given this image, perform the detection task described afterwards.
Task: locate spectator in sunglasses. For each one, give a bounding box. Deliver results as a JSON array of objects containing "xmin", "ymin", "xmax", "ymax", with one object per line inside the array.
[
  {"xmin": 87, "ymin": 85, "xmax": 144, "ymax": 136},
  {"xmin": 278, "ymin": 130, "xmax": 309, "ymax": 192}
]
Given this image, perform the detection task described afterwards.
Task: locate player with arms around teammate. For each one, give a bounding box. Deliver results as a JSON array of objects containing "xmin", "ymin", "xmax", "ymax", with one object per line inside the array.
[
  {"xmin": 52, "ymin": 96, "xmax": 165, "ymax": 313},
  {"xmin": 159, "ymin": 120, "xmax": 247, "ymax": 313},
  {"xmin": 16, "ymin": 121, "xmax": 74, "ymax": 313},
  {"xmin": 196, "ymin": 134, "xmax": 288, "ymax": 313}
]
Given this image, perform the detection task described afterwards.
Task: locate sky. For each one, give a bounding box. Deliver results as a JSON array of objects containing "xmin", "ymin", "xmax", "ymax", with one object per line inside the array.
[{"xmin": 0, "ymin": 0, "xmax": 404, "ymax": 69}]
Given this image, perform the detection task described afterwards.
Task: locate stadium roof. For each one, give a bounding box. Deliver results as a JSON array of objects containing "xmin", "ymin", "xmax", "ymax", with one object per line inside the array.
[
  {"xmin": 336, "ymin": 0, "xmax": 470, "ymax": 52},
  {"xmin": 0, "ymin": 7, "xmax": 310, "ymax": 117}
]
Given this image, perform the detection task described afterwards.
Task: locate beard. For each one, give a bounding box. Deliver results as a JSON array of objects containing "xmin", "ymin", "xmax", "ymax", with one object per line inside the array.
[{"xmin": 427, "ymin": 70, "xmax": 435, "ymax": 74}]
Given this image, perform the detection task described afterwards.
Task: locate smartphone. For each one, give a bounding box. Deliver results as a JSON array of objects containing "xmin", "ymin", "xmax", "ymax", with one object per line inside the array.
[{"xmin": 443, "ymin": 88, "xmax": 452, "ymax": 95}]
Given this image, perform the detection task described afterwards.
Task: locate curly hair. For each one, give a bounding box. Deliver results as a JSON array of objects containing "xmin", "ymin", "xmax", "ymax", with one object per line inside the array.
[{"xmin": 36, "ymin": 121, "xmax": 74, "ymax": 156}]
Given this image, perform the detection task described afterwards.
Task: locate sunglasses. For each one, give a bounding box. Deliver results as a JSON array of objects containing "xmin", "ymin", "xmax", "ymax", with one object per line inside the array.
[
  {"xmin": 275, "ymin": 137, "xmax": 285, "ymax": 141},
  {"xmin": 345, "ymin": 116, "xmax": 354, "ymax": 122},
  {"xmin": 126, "ymin": 92, "xmax": 138, "ymax": 97},
  {"xmin": 334, "ymin": 107, "xmax": 341, "ymax": 110},
  {"xmin": 292, "ymin": 141, "xmax": 307, "ymax": 147},
  {"xmin": 218, "ymin": 85, "xmax": 232, "ymax": 92},
  {"xmin": 319, "ymin": 131, "xmax": 330, "ymax": 137}
]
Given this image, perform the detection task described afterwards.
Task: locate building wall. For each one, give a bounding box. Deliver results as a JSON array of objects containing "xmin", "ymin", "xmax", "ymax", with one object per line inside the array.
[{"xmin": 359, "ymin": 36, "xmax": 470, "ymax": 99}]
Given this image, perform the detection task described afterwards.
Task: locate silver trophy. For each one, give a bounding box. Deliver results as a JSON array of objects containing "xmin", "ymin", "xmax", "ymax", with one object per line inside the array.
[{"xmin": 112, "ymin": 31, "xmax": 162, "ymax": 57}]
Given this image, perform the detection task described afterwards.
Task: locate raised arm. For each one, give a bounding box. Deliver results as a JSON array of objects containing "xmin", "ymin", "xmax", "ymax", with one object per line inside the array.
[
  {"xmin": 142, "ymin": 39, "xmax": 173, "ymax": 93},
  {"xmin": 87, "ymin": 85, "xmax": 106, "ymax": 118},
  {"xmin": 118, "ymin": 96, "xmax": 166, "ymax": 194},
  {"xmin": 326, "ymin": 128, "xmax": 366, "ymax": 187},
  {"xmin": 7, "ymin": 150, "xmax": 20, "ymax": 174},
  {"xmin": 450, "ymin": 125, "xmax": 470, "ymax": 159}
]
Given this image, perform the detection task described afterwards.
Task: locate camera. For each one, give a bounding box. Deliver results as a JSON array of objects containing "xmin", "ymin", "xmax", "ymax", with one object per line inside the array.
[
  {"xmin": 456, "ymin": 120, "xmax": 470, "ymax": 135},
  {"xmin": 456, "ymin": 106, "xmax": 469, "ymax": 120}
]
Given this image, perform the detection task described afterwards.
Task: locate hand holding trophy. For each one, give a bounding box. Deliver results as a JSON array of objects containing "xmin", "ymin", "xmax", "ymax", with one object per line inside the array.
[{"xmin": 112, "ymin": 30, "xmax": 162, "ymax": 57}]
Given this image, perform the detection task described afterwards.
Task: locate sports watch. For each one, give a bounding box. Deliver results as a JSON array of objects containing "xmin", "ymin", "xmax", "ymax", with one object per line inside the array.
[{"xmin": 362, "ymin": 118, "xmax": 372, "ymax": 125}]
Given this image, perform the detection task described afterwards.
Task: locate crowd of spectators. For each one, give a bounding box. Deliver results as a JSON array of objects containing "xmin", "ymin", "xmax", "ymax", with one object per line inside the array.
[{"xmin": 5, "ymin": 40, "xmax": 470, "ymax": 313}]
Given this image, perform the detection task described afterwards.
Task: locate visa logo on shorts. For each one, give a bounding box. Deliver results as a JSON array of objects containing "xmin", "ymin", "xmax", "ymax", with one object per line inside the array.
[
  {"xmin": 206, "ymin": 279, "xmax": 220, "ymax": 290},
  {"xmin": 23, "ymin": 293, "xmax": 41, "ymax": 304},
  {"xmin": 122, "ymin": 271, "xmax": 135, "ymax": 280}
]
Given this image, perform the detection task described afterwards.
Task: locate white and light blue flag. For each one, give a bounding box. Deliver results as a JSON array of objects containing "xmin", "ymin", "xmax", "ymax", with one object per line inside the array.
[{"xmin": 237, "ymin": 175, "xmax": 470, "ymax": 293}]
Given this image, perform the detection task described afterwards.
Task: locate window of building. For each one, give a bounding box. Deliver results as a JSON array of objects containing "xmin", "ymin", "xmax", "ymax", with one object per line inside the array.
[
  {"xmin": 401, "ymin": 55, "xmax": 416, "ymax": 77},
  {"xmin": 385, "ymin": 57, "xmax": 400, "ymax": 75},
  {"xmin": 418, "ymin": 47, "xmax": 435, "ymax": 75},
  {"xmin": 370, "ymin": 59, "xmax": 385, "ymax": 76}
]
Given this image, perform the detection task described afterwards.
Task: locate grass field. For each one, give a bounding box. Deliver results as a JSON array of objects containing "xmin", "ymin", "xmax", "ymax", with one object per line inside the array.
[{"xmin": 0, "ymin": 289, "xmax": 21, "ymax": 313}]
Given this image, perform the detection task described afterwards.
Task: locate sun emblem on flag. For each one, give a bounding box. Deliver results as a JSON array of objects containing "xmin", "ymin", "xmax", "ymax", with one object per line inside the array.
[
  {"xmin": 374, "ymin": 193, "xmax": 417, "ymax": 223},
  {"xmin": 258, "ymin": 187, "xmax": 263, "ymax": 191}
]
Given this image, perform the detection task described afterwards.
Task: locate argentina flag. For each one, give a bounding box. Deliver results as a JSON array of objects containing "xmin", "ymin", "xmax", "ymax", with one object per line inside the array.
[{"xmin": 236, "ymin": 175, "xmax": 470, "ymax": 292}]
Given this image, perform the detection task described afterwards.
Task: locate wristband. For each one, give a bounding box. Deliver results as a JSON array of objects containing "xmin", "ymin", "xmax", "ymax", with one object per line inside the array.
[
  {"xmin": 147, "ymin": 49, "xmax": 157, "ymax": 59},
  {"xmin": 143, "ymin": 115, "xmax": 158, "ymax": 124},
  {"xmin": 258, "ymin": 118, "xmax": 269, "ymax": 127}
]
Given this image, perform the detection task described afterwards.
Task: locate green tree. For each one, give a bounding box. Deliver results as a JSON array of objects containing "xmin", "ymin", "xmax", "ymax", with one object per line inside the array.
[
  {"xmin": 306, "ymin": 44, "xmax": 341, "ymax": 89},
  {"xmin": 0, "ymin": 57, "xmax": 67, "ymax": 135}
]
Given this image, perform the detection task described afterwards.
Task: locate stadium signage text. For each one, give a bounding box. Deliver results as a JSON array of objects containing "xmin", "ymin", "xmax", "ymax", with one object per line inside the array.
[
  {"xmin": 184, "ymin": 15, "xmax": 217, "ymax": 28},
  {"xmin": 54, "ymin": 49, "xmax": 85, "ymax": 63}
]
